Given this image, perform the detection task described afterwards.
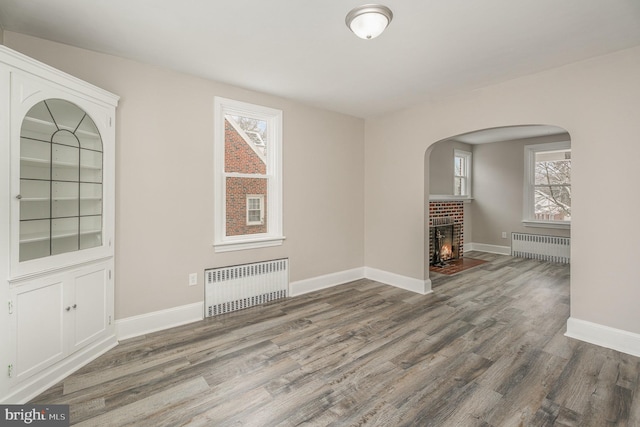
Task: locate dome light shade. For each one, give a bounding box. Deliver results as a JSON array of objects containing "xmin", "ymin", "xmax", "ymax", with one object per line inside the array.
[{"xmin": 346, "ymin": 5, "xmax": 393, "ymax": 40}]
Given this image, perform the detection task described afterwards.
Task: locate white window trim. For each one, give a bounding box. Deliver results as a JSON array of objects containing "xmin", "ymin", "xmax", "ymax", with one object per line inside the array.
[
  {"xmin": 213, "ymin": 97, "xmax": 284, "ymax": 252},
  {"xmin": 246, "ymin": 194, "xmax": 265, "ymax": 225},
  {"xmin": 453, "ymin": 149, "xmax": 472, "ymax": 197},
  {"xmin": 523, "ymin": 141, "xmax": 571, "ymax": 229}
]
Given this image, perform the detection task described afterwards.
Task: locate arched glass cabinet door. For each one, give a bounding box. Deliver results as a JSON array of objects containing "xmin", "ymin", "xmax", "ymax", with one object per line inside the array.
[{"xmin": 19, "ymin": 99, "xmax": 103, "ymax": 262}]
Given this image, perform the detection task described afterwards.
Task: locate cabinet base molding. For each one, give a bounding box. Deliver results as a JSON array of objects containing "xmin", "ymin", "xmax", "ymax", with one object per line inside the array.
[
  {"xmin": 116, "ymin": 302, "xmax": 204, "ymax": 341},
  {"xmin": 4, "ymin": 334, "xmax": 117, "ymax": 404}
]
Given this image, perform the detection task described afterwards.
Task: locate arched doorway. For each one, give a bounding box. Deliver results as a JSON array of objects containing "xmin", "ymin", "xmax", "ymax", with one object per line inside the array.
[{"xmin": 425, "ymin": 125, "xmax": 571, "ymax": 279}]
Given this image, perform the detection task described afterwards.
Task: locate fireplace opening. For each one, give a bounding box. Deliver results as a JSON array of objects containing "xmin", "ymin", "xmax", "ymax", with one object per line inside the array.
[
  {"xmin": 431, "ymin": 224, "xmax": 456, "ymax": 267},
  {"xmin": 429, "ymin": 201, "xmax": 464, "ymax": 269},
  {"xmin": 429, "ymin": 224, "xmax": 460, "ymax": 267}
]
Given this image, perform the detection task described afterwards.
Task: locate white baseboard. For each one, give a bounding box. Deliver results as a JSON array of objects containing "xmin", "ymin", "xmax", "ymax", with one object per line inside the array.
[
  {"xmin": 289, "ymin": 267, "xmax": 365, "ymax": 297},
  {"xmin": 116, "ymin": 302, "xmax": 204, "ymax": 341},
  {"xmin": 465, "ymin": 242, "xmax": 511, "ymax": 255},
  {"xmin": 364, "ymin": 267, "xmax": 432, "ymax": 295},
  {"xmin": 289, "ymin": 266, "xmax": 432, "ymax": 296},
  {"xmin": 566, "ymin": 317, "xmax": 640, "ymax": 358},
  {"xmin": 117, "ymin": 265, "xmax": 431, "ymax": 340},
  {"xmin": 4, "ymin": 334, "xmax": 118, "ymax": 404},
  {"xmin": 4, "ymin": 265, "xmax": 433, "ymax": 403}
]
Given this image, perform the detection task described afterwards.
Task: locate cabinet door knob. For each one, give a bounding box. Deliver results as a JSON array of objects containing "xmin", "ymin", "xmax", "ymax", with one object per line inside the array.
[
  {"xmin": 72, "ymin": 304, "xmax": 77, "ymax": 309},
  {"xmin": 65, "ymin": 306, "xmax": 71, "ymax": 311},
  {"xmin": 16, "ymin": 195, "xmax": 22, "ymax": 200}
]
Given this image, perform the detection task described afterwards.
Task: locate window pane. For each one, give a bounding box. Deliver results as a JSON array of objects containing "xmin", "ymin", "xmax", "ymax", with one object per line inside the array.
[
  {"xmin": 51, "ymin": 217, "xmax": 79, "ymax": 255},
  {"xmin": 248, "ymin": 210, "xmax": 261, "ymax": 222},
  {"xmin": 534, "ymin": 150, "xmax": 570, "ymax": 185},
  {"xmin": 80, "ymin": 183, "xmax": 103, "ymax": 216},
  {"xmin": 454, "ymin": 157, "xmax": 465, "ymax": 176},
  {"xmin": 226, "ymin": 177, "xmax": 267, "ymax": 236},
  {"xmin": 224, "ymin": 114, "xmax": 267, "ymax": 174},
  {"xmin": 454, "ymin": 177, "xmax": 467, "ymax": 196},
  {"xmin": 19, "ymin": 219, "xmax": 51, "ymax": 262},
  {"xmin": 47, "ymin": 99, "xmax": 86, "ymax": 133},
  {"xmin": 80, "ymin": 216, "xmax": 102, "ymax": 250},
  {"xmin": 52, "ymin": 181, "xmax": 79, "ymax": 218},
  {"xmin": 52, "ymin": 143, "xmax": 79, "ymax": 181},
  {"xmin": 80, "ymin": 150, "xmax": 103, "ymax": 183},
  {"xmin": 534, "ymin": 185, "xmax": 571, "ymax": 221},
  {"xmin": 248, "ymin": 198, "xmax": 260, "ymax": 210},
  {"xmin": 20, "ymin": 138, "xmax": 50, "ymax": 180}
]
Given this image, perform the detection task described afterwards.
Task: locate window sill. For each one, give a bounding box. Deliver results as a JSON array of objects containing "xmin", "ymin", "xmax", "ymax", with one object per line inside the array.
[
  {"xmin": 429, "ymin": 194, "xmax": 473, "ymax": 202},
  {"xmin": 214, "ymin": 236, "xmax": 285, "ymax": 253},
  {"xmin": 522, "ymin": 220, "xmax": 570, "ymax": 230}
]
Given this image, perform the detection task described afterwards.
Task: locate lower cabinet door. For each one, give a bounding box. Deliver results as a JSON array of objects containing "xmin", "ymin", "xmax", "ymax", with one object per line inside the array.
[
  {"xmin": 9, "ymin": 260, "xmax": 112, "ymax": 385},
  {"xmin": 69, "ymin": 266, "xmax": 108, "ymax": 352},
  {"xmin": 12, "ymin": 279, "xmax": 66, "ymax": 383}
]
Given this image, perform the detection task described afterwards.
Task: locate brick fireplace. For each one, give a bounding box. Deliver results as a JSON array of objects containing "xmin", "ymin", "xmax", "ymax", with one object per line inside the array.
[{"xmin": 429, "ymin": 201, "xmax": 464, "ymax": 266}]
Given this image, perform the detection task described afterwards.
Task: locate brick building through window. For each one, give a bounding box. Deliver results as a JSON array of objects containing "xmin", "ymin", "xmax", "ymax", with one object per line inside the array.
[{"xmin": 224, "ymin": 116, "xmax": 267, "ymax": 236}]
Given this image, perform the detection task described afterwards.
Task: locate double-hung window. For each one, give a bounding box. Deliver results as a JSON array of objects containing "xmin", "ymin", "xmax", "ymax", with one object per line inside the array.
[
  {"xmin": 214, "ymin": 97, "xmax": 284, "ymax": 252},
  {"xmin": 454, "ymin": 150, "xmax": 472, "ymax": 197},
  {"xmin": 523, "ymin": 141, "xmax": 571, "ymax": 228},
  {"xmin": 246, "ymin": 195, "xmax": 264, "ymax": 225}
]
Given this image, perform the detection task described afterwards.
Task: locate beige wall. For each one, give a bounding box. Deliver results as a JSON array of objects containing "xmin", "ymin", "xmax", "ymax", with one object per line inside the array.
[
  {"xmin": 365, "ymin": 45, "xmax": 640, "ymax": 334},
  {"xmin": 5, "ymin": 31, "xmax": 640, "ymax": 339},
  {"xmin": 4, "ymin": 32, "xmax": 365, "ymax": 319},
  {"xmin": 428, "ymin": 139, "xmax": 472, "ymax": 195},
  {"xmin": 471, "ymin": 134, "xmax": 571, "ymax": 247}
]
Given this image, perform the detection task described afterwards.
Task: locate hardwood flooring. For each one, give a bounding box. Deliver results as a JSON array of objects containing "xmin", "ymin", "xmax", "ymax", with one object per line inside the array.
[{"xmin": 31, "ymin": 252, "xmax": 640, "ymax": 426}]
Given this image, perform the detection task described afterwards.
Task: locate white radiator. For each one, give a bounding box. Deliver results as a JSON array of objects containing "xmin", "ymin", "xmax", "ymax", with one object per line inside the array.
[
  {"xmin": 511, "ymin": 233, "xmax": 570, "ymax": 264},
  {"xmin": 205, "ymin": 258, "xmax": 289, "ymax": 317}
]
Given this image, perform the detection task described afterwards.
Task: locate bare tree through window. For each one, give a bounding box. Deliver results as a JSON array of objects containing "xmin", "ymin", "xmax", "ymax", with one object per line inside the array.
[{"xmin": 534, "ymin": 149, "xmax": 571, "ymax": 221}]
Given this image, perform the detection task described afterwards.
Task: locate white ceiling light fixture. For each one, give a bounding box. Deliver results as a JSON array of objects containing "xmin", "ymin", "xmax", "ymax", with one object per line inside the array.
[{"xmin": 346, "ymin": 4, "xmax": 393, "ymax": 40}]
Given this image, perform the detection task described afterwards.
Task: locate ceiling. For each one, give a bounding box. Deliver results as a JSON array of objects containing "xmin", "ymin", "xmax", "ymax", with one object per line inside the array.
[{"xmin": 0, "ymin": 0, "xmax": 639, "ymax": 119}]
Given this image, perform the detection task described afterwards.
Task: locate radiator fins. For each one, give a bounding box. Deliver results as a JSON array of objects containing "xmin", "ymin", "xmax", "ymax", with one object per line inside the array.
[
  {"xmin": 205, "ymin": 258, "xmax": 289, "ymax": 317},
  {"xmin": 511, "ymin": 233, "xmax": 570, "ymax": 264}
]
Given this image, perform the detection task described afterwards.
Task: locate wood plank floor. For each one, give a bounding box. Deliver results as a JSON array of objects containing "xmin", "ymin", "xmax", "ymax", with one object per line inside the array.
[{"xmin": 31, "ymin": 252, "xmax": 640, "ymax": 426}]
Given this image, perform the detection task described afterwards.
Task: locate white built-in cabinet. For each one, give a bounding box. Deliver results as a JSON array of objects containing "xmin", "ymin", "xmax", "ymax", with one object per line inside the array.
[{"xmin": 0, "ymin": 46, "xmax": 119, "ymax": 403}]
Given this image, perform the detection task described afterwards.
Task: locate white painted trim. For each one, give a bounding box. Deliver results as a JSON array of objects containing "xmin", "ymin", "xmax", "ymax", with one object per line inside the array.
[
  {"xmin": 213, "ymin": 236, "xmax": 285, "ymax": 253},
  {"xmin": 3, "ymin": 335, "xmax": 117, "ymax": 404},
  {"xmin": 429, "ymin": 194, "xmax": 473, "ymax": 202},
  {"xmin": 0, "ymin": 45, "xmax": 119, "ymax": 106},
  {"xmin": 465, "ymin": 242, "xmax": 511, "ymax": 255},
  {"xmin": 365, "ymin": 267, "xmax": 432, "ymax": 295},
  {"xmin": 565, "ymin": 317, "xmax": 640, "ymax": 358},
  {"xmin": 289, "ymin": 268, "xmax": 365, "ymax": 297},
  {"xmin": 116, "ymin": 302, "xmax": 204, "ymax": 341},
  {"xmin": 522, "ymin": 220, "xmax": 570, "ymax": 230},
  {"xmin": 213, "ymin": 97, "xmax": 284, "ymax": 251}
]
